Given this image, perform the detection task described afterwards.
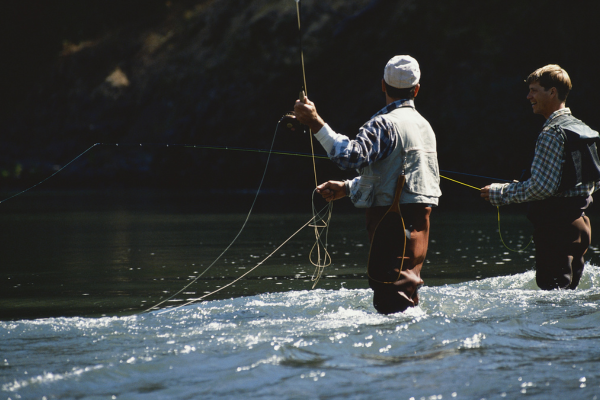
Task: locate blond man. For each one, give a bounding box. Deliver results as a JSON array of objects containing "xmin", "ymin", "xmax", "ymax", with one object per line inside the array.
[{"xmin": 481, "ymin": 65, "xmax": 600, "ymax": 289}]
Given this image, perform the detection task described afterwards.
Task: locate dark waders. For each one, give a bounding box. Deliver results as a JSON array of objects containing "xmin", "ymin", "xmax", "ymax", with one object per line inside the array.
[
  {"xmin": 366, "ymin": 204, "xmax": 432, "ymax": 314},
  {"xmin": 533, "ymin": 214, "xmax": 591, "ymax": 290},
  {"xmin": 528, "ymin": 196, "xmax": 592, "ymax": 290}
]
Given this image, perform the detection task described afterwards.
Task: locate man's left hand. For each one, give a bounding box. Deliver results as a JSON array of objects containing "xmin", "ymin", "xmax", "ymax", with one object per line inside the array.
[{"xmin": 316, "ymin": 180, "xmax": 347, "ymax": 202}]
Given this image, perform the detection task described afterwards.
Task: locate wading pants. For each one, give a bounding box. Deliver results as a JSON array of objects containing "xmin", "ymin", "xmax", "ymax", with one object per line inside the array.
[
  {"xmin": 534, "ymin": 214, "xmax": 591, "ymax": 290},
  {"xmin": 366, "ymin": 203, "xmax": 432, "ymax": 314}
]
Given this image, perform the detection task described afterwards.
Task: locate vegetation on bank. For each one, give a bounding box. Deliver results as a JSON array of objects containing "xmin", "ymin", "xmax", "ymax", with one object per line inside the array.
[{"xmin": 1, "ymin": 0, "xmax": 599, "ymax": 202}]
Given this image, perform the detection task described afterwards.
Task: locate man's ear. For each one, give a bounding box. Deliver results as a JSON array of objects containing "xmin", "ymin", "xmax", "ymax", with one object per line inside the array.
[
  {"xmin": 413, "ymin": 83, "xmax": 421, "ymax": 98},
  {"xmin": 381, "ymin": 79, "xmax": 387, "ymax": 93}
]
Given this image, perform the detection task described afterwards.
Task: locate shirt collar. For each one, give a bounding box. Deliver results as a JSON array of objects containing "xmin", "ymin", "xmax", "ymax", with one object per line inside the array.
[
  {"xmin": 543, "ymin": 107, "xmax": 571, "ymax": 129},
  {"xmin": 370, "ymin": 98, "xmax": 414, "ymax": 119}
]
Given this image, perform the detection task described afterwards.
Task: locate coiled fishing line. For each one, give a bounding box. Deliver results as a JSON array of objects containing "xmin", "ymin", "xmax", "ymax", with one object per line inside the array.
[
  {"xmin": 308, "ymin": 188, "xmax": 333, "ymax": 287},
  {"xmin": 292, "ymin": 0, "xmax": 334, "ymax": 288}
]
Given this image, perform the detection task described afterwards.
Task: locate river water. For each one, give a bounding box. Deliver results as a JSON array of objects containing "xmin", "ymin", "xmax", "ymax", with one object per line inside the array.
[{"xmin": 2, "ymin": 190, "xmax": 600, "ymax": 399}]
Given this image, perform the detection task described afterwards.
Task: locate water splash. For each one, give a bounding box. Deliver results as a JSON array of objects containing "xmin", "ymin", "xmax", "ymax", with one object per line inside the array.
[{"xmin": 3, "ymin": 266, "xmax": 600, "ymax": 399}]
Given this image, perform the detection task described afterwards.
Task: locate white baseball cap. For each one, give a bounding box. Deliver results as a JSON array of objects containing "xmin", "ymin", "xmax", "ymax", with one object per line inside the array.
[{"xmin": 383, "ymin": 55, "xmax": 421, "ymax": 89}]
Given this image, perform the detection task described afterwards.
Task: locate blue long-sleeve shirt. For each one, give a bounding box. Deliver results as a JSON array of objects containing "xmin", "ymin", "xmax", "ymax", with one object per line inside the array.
[{"xmin": 313, "ymin": 99, "xmax": 414, "ymax": 170}]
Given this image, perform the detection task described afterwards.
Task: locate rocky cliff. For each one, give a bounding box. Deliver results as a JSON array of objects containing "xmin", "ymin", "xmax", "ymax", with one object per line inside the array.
[{"xmin": 2, "ymin": 0, "xmax": 599, "ymax": 199}]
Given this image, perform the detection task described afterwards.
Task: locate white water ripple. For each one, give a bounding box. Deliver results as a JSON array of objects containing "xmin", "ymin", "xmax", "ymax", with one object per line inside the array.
[{"xmin": 3, "ymin": 266, "xmax": 600, "ymax": 399}]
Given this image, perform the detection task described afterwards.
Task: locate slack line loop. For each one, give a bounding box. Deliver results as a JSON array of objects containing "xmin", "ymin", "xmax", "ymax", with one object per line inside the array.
[
  {"xmin": 147, "ymin": 119, "xmax": 332, "ymax": 313},
  {"xmin": 144, "ymin": 120, "xmax": 283, "ymax": 313},
  {"xmin": 452, "ymin": 177, "xmax": 533, "ymax": 253},
  {"xmin": 157, "ymin": 204, "xmax": 331, "ymax": 314},
  {"xmin": 496, "ymin": 206, "xmax": 533, "ymax": 252}
]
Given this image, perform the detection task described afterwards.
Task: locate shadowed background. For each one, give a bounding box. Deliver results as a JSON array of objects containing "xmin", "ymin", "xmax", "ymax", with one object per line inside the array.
[
  {"xmin": 2, "ymin": 0, "xmax": 600, "ymax": 321},
  {"xmin": 1, "ymin": 0, "xmax": 599, "ymax": 208}
]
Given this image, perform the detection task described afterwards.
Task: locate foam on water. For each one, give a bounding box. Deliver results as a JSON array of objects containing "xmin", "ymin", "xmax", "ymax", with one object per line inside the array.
[{"xmin": 3, "ymin": 266, "xmax": 600, "ymax": 399}]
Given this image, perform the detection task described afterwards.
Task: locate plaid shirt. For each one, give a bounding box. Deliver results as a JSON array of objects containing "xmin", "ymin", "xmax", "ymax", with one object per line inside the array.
[
  {"xmin": 314, "ymin": 99, "xmax": 414, "ymax": 170},
  {"xmin": 489, "ymin": 108, "xmax": 598, "ymax": 206}
]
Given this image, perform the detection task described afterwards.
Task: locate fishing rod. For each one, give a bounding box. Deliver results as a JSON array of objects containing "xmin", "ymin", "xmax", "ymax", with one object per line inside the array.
[
  {"xmin": 286, "ymin": 0, "xmax": 333, "ymax": 286},
  {"xmin": 150, "ymin": 0, "xmax": 340, "ymax": 311},
  {"xmin": 295, "ymin": 0, "xmax": 307, "ymax": 98}
]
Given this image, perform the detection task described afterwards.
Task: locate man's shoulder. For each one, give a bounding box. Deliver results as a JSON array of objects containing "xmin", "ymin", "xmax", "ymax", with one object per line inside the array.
[
  {"xmin": 539, "ymin": 126, "xmax": 565, "ymax": 145},
  {"xmin": 364, "ymin": 113, "xmax": 394, "ymax": 128},
  {"xmin": 382, "ymin": 105, "xmax": 427, "ymax": 121},
  {"xmin": 545, "ymin": 113, "xmax": 598, "ymax": 140},
  {"xmin": 388, "ymin": 106, "xmax": 434, "ymax": 129}
]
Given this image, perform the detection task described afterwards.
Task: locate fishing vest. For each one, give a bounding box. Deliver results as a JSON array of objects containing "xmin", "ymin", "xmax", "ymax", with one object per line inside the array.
[
  {"xmin": 527, "ymin": 114, "xmax": 600, "ymax": 225},
  {"xmin": 550, "ymin": 114, "xmax": 600, "ymax": 192},
  {"xmin": 350, "ymin": 106, "xmax": 441, "ymax": 208}
]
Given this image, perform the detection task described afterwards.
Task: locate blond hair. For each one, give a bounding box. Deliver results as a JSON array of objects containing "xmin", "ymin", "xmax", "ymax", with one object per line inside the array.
[{"xmin": 526, "ymin": 64, "xmax": 572, "ymax": 102}]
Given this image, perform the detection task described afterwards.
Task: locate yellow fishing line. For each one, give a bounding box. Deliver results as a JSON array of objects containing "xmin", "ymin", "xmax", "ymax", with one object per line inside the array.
[
  {"xmin": 440, "ymin": 174, "xmax": 532, "ymax": 252},
  {"xmin": 440, "ymin": 175, "xmax": 480, "ymax": 191},
  {"xmin": 496, "ymin": 206, "xmax": 533, "ymax": 252}
]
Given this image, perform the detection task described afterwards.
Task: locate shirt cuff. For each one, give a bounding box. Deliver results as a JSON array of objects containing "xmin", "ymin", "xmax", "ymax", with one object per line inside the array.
[
  {"xmin": 345, "ymin": 177, "xmax": 360, "ymax": 197},
  {"xmin": 489, "ymin": 183, "xmax": 510, "ymax": 206}
]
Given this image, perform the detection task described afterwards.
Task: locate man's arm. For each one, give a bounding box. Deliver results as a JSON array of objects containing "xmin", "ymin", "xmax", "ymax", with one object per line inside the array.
[
  {"xmin": 293, "ymin": 96, "xmax": 397, "ymax": 170},
  {"xmin": 481, "ymin": 130, "xmax": 563, "ymax": 206}
]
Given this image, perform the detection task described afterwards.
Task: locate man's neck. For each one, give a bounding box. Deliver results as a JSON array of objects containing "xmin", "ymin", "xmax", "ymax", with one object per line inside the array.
[
  {"xmin": 386, "ymin": 96, "xmax": 410, "ymax": 105},
  {"xmin": 543, "ymin": 104, "xmax": 566, "ymax": 120}
]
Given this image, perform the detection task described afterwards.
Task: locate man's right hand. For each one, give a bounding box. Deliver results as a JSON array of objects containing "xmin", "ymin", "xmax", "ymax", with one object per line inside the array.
[
  {"xmin": 294, "ymin": 96, "xmax": 326, "ymax": 133},
  {"xmin": 316, "ymin": 180, "xmax": 347, "ymax": 202}
]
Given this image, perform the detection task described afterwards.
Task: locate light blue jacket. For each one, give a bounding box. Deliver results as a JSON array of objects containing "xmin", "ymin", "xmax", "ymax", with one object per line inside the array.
[{"xmin": 314, "ymin": 105, "xmax": 441, "ymax": 208}]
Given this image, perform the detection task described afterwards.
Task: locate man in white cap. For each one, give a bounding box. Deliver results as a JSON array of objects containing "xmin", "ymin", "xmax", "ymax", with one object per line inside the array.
[{"xmin": 294, "ymin": 55, "xmax": 441, "ymax": 314}]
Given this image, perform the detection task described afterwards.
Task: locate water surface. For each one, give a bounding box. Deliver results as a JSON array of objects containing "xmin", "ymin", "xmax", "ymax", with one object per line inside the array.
[
  {"xmin": 0, "ymin": 190, "xmax": 552, "ymax": 319},
  {"xmin": 3, "ymin": 271, "xmax": 600, "ymax": 399},
  {"xmin": 2, "ymin": 190, "xmax": 600, "ymax": 399}
]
